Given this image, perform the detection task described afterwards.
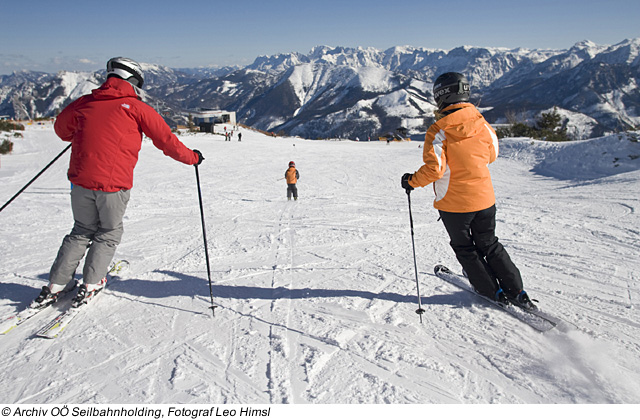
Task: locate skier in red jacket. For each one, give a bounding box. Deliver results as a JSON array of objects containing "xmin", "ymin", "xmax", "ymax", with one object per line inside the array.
[{"xmin": 32, "ymin": 57, "xmax": 204, "ymax": 308}]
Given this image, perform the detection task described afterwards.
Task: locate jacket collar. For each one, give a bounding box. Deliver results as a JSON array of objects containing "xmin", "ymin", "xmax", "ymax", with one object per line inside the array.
[
  {"xmin": 441, "ymin": 102, "xmax": 473, "ymax": 115},
  {"xmin": 92, "ymin": 77, "xmax": 139, "ymax": 100}
]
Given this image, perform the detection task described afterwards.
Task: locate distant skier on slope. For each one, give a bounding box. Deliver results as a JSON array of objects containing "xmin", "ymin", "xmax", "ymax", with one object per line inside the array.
[
  {"xmin": 401, "ymin": 72, "xmax": 535, "ymax": 309},
  {"xmin": 285, "ymin": 161, "xmax": 299, "ymax": 200},
  {"xmin": 32, "ymin": 57, "xmax": 204, "ymax": 308}
]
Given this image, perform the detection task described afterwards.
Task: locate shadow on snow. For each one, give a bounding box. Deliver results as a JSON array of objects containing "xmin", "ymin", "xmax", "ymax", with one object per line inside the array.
[{"xmin": 0, "ymin": 269, "xmax": 473, "ymax": 311}]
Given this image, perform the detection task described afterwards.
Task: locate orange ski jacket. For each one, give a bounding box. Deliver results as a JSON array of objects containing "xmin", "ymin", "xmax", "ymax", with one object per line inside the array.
[
  {"xmin": 409, "ymin": 103, "xmax": 499, "ymax": 213},
  {"xmin": 285, "ymin": 167, "xmax": 299, "ymax": 184}
]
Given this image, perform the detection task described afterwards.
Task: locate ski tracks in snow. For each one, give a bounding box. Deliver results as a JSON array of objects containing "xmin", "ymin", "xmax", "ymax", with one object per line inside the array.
[
  {"xmin": 266, "ymin": 201, "xmax": 301, "ymax": 403},
  {"xmin": 232, "ymin": 197, "xmax": 432, "ymax": 403}
]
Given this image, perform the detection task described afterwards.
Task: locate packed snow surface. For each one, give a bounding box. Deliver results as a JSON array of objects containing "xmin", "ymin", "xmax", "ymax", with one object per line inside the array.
[{"xmin": 1, "ymin": 123, "xmax": 639, "ymax": 404}]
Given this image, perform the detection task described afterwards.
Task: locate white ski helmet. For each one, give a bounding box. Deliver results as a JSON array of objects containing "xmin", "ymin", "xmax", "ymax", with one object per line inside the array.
[{"xmin": 106, "ymin": 57, "xmax": 144, "ymax": 88}]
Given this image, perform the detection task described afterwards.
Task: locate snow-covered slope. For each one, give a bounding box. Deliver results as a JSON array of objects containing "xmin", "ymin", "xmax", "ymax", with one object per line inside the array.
[{"xmin": 0, "ymin": 124, "xmax": 639, "ymax": 404}]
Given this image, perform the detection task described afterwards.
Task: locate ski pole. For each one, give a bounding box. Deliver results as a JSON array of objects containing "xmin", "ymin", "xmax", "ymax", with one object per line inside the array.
[
  {"xmin": 194, "ymin": 164, "xmax": 217, "ymax": 317},
  {"xmin": 406, "ymin": 189, "xmax": 426, "ymax": 323},
  {"xmin": 0, "ymin": 143, "xmax": 72, "ymax": 213}
]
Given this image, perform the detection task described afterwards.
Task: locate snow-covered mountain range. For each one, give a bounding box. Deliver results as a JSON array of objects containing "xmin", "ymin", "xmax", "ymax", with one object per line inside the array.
[{"xmin": 1, "ymin": 38, "xmax": 638, "ymax": 139}]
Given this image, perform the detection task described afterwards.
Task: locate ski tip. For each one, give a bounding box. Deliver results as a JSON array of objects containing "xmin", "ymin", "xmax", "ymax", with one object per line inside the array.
[
  {"xmin": 434, "ymin": 264, "xmax": 448, "ymax": 275},
  {"xmin": 37, "ymin": 333, "xmax": 59, "ymax": 339},
  {"xmin": 108, "ymin": 259, "xmax": 130, "ymax": 275}
]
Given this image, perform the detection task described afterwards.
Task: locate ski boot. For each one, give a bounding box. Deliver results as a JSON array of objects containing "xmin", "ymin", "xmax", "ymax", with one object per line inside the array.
[
  {"xmin": 72, "ymin": 278, "xmax": 107, "ymax": 307},
  {"xmin": 494, "ymin": 288, "xmax": 510, "ymax": 307},
  {"xmin": 509, "ymin": 290, "xmax": 537, "ymax": 311},
  {"xmin": 30, "ymin": 285, "xmax": 63, "ymax": 309}
]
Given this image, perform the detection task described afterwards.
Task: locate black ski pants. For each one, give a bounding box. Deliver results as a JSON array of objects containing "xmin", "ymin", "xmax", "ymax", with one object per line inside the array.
[
  {"xmin": 287, "ymin": 183, "xmax": 298, "ymax": 199},
  {"xmin": 438, "ymin": 205, "xmax": 523, "ymax": 299}
]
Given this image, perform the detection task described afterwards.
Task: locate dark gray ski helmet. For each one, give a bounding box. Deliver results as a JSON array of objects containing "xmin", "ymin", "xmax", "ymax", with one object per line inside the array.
[{"xmin": 432, "ymin": 72, "xmax": 470, "ymax": 110}]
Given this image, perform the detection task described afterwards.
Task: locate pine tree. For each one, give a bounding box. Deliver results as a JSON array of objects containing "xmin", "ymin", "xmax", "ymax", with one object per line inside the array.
[{"xmin": 496, "ymin": 107, "xmax": 571, "ymax": 141}]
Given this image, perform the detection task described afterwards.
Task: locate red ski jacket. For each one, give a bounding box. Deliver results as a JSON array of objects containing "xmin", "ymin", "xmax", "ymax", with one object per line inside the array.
[{"xmin": 54, "ymin": 77, "xmax": 199, "ymax": 192}]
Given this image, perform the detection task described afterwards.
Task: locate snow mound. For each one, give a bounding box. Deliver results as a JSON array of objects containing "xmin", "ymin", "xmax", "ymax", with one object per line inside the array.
[{"xmin": 499, "ymin": 133, "xmax": 640, "ymax": 180}]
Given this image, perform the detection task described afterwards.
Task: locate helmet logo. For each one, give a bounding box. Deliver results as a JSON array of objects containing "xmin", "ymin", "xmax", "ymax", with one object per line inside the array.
[{"xmin": 433, "ymin": 87, "xmax": 451, "ymax": 101}]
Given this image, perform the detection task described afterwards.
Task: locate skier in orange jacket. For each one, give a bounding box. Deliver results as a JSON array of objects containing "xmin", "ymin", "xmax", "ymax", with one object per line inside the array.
[
  {"xmin": 285, "ymin": 161, "xmax": 299, "ymax": 200},
  {"xmin": 401, "ymin": 72, "xmax": 535, "ymax": 309}
]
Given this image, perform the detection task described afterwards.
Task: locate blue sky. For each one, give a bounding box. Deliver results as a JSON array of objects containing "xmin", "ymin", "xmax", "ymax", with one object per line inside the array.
[{"xmin": 1, "ymin": 0, "xmax": 638, "ymax": 75}]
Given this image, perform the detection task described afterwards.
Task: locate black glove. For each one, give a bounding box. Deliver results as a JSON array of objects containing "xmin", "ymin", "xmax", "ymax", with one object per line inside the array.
[
  {"xmin": 193, "ymin": 149, "xmax": 204, "ymax": 166},
  {"xmin": 401, "ymin": 173, "xmax": 414, "ymax": 192}
]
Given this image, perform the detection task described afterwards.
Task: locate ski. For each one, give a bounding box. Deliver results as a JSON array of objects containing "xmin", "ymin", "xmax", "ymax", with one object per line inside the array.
[
  {"xmin": 433, "ymin": 264, "xmax": 558, "ymax": 332},
  {"xmin": 0, "ymin": 259, "xmax": 129, "ymax": 336},
  {"xmin": 35, "ymin": 289, "xmax": 102, "ymax": 339},
  {"xmin": 0, "ymin": 285, "xmax": 77, "ymax": 335},
  {"xmin": 35, "ymin": 260, "xmax": 129, "ymax": 339}
]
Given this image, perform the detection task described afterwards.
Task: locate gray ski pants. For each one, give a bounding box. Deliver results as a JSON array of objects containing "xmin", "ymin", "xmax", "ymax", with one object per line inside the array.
[{"xmin": 49, "ymin": 185, "xmax": 130, "ymax": 287}]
